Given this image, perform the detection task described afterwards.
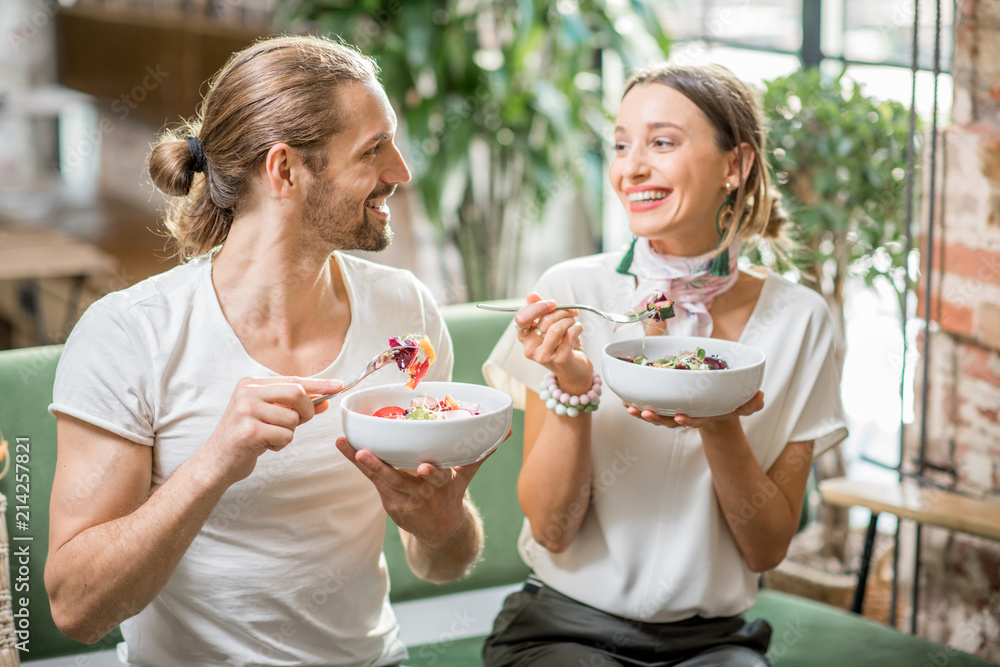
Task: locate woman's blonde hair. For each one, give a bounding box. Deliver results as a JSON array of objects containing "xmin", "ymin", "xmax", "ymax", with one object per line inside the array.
[
  {"xmin": 148, "ymin": 35, "xmax": 379, "ymax": 260},
  {"xmin": 623, "ymin": 63, "xmax": 789, "ymax": 252}
]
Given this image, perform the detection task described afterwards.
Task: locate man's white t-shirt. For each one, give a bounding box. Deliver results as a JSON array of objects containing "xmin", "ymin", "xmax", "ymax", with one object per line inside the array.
[
  {"xmin": 484, "ymin": 252, "xmax": 847, "ymax": 624},
  {"xmin": 50, "ymin": 251, "xmax": 453, "ymax": 666}
]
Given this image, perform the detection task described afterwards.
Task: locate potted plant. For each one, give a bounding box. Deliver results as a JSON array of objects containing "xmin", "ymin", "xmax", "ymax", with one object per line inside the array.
[
  {"xmin": 758, "ymin": 66, "xmax": 918, "ymax": 325},
  {"xmin": 275, "ymin": 0, "xmax": 669, "ymax": 301},
  {"xmin": 756, "ymin": 65, "xmax": 920, "ymax": 598}
]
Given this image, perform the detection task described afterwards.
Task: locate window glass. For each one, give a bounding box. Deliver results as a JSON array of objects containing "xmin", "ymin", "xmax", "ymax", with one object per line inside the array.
[
  {"xmin": 658, "ymin": 0, "xmax": 952, "ymax": 72},
  {"xmin": 842, "ymin": 0, "xmax": 954, "ymax": 70},
  {"xmin": 668, "ymin": 44, "xmax": 802, "ymax": 86},
  {"xmin": 657, "ymin": 0, "xmax": 802, "ymax": 52},
  {"xmin": 841, "ymin": 63, "xmax": 953, "ymax": 116}
]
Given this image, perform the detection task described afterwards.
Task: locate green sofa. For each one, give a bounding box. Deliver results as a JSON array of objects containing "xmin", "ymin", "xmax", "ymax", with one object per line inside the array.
[{"xmin": 0, "ymin": 301, "xmax": 994, "ymax": 666}]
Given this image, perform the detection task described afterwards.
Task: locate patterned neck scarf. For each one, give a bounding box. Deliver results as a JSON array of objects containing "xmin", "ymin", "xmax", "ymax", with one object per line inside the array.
[{"xmin": 622, "ymin": 237, "xmax": 739, "ymax": 337}]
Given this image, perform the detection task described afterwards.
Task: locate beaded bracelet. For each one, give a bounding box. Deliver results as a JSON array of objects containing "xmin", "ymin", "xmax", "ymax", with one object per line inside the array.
[{"xmin": 538, "ymin": 371, "xmax": 601, "ymax": 417}]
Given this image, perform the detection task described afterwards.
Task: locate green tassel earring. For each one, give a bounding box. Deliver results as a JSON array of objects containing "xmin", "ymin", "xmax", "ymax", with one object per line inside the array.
[
  {"xmin": 708, "ymin": 187, "xmax": 736, "ymax": 277},
  {"xmin": 616, "ymin": 236, "xmax": 638, "ymax": 276}
]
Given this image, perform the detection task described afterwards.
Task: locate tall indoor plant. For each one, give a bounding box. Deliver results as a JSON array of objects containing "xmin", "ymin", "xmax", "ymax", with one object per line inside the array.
[
  {"xmin": 276, "ymin": 0, "xmax": 669, "ymax": 301},
  {"xmin": 757, "ymin": 66, "xmax": 920, "ymax": 566},
  {"xmin": 759, "ymin": 66, "xmax": 918, "ymax": 324}
]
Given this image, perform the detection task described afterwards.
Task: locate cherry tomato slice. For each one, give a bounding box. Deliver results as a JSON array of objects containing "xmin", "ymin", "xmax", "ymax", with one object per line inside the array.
[{"xmin": 373, "ymin": 406, "xmax": 406, "ymax": 419}]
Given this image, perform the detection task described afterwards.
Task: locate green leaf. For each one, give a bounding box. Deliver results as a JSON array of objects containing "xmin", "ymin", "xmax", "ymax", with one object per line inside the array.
[{"xmin": 761, "ymin": 65, "xmax": 921, "ymax": 318}]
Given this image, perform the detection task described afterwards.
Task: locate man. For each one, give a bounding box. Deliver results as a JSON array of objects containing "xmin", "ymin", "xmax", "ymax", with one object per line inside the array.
[{"xmin": 44, "ymin": 35, "xmax": 485, "ymax": 666}]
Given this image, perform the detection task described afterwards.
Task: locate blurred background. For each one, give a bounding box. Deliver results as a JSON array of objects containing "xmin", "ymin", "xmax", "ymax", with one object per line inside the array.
[{"xmin": 3, "ymin": 0, "xmax": 998, "ymax": 660}]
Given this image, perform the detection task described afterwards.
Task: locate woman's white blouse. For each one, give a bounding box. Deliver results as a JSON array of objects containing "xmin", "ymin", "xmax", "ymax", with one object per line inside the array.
[{"xmin": 483, "ymin": 253, "xmax": 848, "ymax": 623}]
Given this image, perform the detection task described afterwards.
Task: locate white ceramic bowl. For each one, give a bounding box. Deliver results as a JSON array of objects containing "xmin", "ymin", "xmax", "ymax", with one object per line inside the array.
[
  {"xmin": 341, "ymin": 381, "xmax": 513, "ymax": 469},
  {"xmin": 602, "ymin": 336, "xmax": 766, "ymax": 418}
]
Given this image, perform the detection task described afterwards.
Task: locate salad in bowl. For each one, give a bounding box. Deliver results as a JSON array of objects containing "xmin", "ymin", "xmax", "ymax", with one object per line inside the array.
[
  {"xmin": 341, "ymin": 381, "xmax": 513, "ymax": 469},
  {"xmin": 618, "ymin": 346, "xmax": 729, "ymax": 370},
  {"xmin": 602, "ymin": 336, "xmax": 765, "ymax": 417},
  {"xmin": 373, "ymin": 395, "xmax": 481, "ymax": 420}
]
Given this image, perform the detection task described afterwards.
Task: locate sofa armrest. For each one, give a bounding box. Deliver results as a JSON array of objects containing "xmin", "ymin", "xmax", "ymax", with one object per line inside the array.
[{"xmin": 0, "ymin": 346, "xmax": 123, "ymax": 662}]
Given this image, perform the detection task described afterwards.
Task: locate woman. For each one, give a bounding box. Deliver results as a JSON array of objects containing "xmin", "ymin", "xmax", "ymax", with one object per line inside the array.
[{"xmin": 481, "ymin": 63, "xmax": 848, "ymax": 666}]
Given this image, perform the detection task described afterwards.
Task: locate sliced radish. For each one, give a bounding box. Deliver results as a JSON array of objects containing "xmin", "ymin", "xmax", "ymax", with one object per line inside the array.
[{"xmin": 439, "ymin": 409, "xmax": 475, "ymax": 419}]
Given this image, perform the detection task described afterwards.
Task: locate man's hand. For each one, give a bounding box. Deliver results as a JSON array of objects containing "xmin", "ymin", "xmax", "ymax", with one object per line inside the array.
[
  {"xmin": 202, "ymin": 376, "xmax": 341, "ymax": 486},
  {"xmin": 46, "ymin": 375, "xmax": 342, "ymax": 642},
  {"xmin": 337, "ymin": 437, "xmax": 493, "ymax": 583},
  {"xmin": 336, "ymin": 438, "xmax": 482, "ymax": 545}
]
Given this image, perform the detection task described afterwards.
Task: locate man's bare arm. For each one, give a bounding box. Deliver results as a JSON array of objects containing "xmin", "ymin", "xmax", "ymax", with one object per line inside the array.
[
  {"xmin": 337, "ymin": 439, "xmax": 487, "ymax": 584},
  {"xmin": 45, "ymin": 416, "xmax": 231, "ymax": 643},
  {"xmin": 399, "ymin": 493, "xmax": 484, "ymax": 584},
  {"xmin": 46, "ymin": 376, "xmax": 338, "ymax": 642}
]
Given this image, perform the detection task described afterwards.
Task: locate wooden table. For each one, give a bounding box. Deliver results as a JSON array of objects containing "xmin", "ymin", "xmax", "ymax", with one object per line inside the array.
[
  {"xmin": 818, "ymin": 476, "xmax": 1000, "ymax": 621},
  {"xmin": 0, "ymin": 226, "xmax": 118, "ymax": 346}
]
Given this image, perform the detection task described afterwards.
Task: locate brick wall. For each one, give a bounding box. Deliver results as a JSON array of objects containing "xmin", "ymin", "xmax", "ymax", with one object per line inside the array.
[{"xmin": 909, "ymin": 0, "xmax": 1000, "ymax": 658}]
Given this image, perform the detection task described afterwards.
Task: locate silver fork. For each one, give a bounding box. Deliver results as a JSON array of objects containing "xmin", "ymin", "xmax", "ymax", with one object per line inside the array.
[
  {"xmin": 476, "ymin": 303, "xmax": 656, "ymax": 325},
  {"xmin": 311, "ymin": 345, "xmax": 420, "ymax": 405}
]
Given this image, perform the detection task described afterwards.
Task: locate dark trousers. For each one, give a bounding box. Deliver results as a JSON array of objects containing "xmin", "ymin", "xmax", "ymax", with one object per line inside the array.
[{"xmin": 483, "ymin": 581, "xmax": 772, "ymax": 667}]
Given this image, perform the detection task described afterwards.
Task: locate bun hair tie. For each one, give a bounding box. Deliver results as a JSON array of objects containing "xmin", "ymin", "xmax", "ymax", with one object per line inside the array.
[{"xmin": 186, "ymin": 136, "xmax": 207, "ymax": 174}]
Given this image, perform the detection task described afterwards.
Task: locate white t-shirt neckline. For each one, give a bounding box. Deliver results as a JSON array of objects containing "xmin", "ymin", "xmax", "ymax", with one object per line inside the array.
[
  {"xmin": 50, "ymin": 252, "xmax": 454, "ymax": 665},
  {"xmin": 201, "ymin": 251, "xmax": 360, "ymax": 379}
]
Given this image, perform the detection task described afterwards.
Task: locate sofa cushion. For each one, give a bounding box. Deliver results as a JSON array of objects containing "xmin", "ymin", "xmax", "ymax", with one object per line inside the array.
[
  {"xmin": 0, "ymin": 345, "xmax": 122, "ymax": 662},
  {"xmin": 747, "ymin": 589, "xmax": 996, "ymax": 666},
  {"xmin": 402, "ymin": 589, "xmax": 998, "ymax": 667}
]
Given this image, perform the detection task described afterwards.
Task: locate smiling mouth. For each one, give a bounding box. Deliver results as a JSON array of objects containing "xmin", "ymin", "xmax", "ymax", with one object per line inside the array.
[
  {"xmin": 628, "ymin": 189, "xmax": 671, "ymax": 203},
  {"xmin": 365, "ymin": 199, "xmax": 388, "ymax": 214},
  {"xmin": 366, "ymin": 185, "xmax": 397, "ymax": 215}
]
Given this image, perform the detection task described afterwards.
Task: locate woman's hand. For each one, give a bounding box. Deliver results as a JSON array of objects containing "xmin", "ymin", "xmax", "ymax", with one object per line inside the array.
[
  {"xmin": 624, "ymin": 390, "xmax": 765, "ymax": 430},
  {"xmin": 513, "ymin": 293, "xmax": 593, "ymax": 394}
]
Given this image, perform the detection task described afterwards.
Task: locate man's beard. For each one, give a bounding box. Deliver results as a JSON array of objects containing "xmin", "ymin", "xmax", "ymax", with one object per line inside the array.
[{"xmin": 303, "ymin": 179, "xmax": 394, "ymax": 252}]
